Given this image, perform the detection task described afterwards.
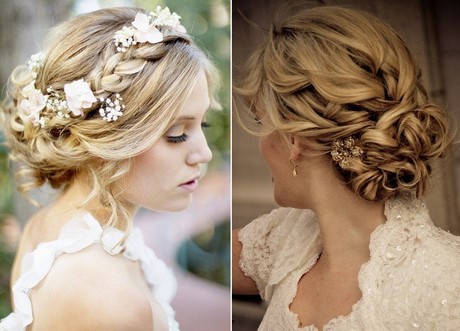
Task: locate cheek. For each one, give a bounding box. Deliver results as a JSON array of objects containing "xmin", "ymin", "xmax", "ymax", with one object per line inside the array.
[
  {"xmin": 133, "ymin": 148, "xmax": 164, "ymax": 178},
  {"xmin": 135, "ymin": 149, "xmax": 159, "ymax": 170},
  {"xmin": 259, "ymin": 133, "xmax": 287, "ymax": 171},
  {"xmin": 259, "ymin": 136, "xmax": 273, "ymax": 161},
  {"xmin": 124, "ymin": 143, "xmax": 173, "ymax": 194},
  {"xmin": 119, "ymin": 142, "xmax": 191, "ymax": 212}
]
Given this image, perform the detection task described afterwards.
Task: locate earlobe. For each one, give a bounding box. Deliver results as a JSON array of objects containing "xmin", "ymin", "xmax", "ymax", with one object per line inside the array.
[{"xmin": 289, "ymin": 135, "xmax": 303, "ymax": 162}]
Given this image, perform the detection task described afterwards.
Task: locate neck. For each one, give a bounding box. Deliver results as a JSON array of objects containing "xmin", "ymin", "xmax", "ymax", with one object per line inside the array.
[
  {"xmin": 314, "ymin": 191, "xmax": 385, "ymax": 271},
  {"xmin": 49, "ymin": 173, "xmax": 139, "ymax": 227},
  {"xmin": 298, "ymin": 162, "xmax": 386, "ymax": 271}
]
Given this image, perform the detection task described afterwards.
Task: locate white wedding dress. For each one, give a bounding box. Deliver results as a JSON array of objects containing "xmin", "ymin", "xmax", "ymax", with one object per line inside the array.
[
  {"xmin": 0, "ymin": 213, "xmax": 180, "ymax": 331},
  {"xmin": 239, "ymin": 195, "xmax": 460, "ymax": 330}
]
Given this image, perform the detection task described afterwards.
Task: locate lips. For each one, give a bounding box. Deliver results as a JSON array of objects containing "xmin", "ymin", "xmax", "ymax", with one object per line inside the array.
[{"xmin": 179, "ymin": 174, "xmax": 201, "ymax": 192}]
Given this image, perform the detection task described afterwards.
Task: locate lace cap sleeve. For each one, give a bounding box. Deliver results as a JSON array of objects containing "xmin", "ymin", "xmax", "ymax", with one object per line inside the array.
[
  {"xmin": 357, "ymin": 196, "xmax": 460, "ymax": 328},
  {"xmin": 238, "ymin": 208, "xmax": 320, "ymax": 301}
]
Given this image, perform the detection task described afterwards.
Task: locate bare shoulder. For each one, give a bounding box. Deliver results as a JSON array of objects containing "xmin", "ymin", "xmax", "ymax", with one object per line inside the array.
[
  {"xmin": 18, "ymin": 208, "xmax": 47, "ymax": 245},
  {"xmin": 18, "ymin": 208, "xmax": 66, "ymax": 249},
  {"xmin": 30, "ymin": 245, "xmax": 153, "ymax": 331},
  {"xmin": 11, "ymin": 209, "xmax": 52, "ymax": 283}
]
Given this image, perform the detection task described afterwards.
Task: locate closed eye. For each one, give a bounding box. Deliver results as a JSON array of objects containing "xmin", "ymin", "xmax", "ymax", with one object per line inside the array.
[{"xmin": 167, "ymin": 133, "xmax": 188, "ymax": 143}]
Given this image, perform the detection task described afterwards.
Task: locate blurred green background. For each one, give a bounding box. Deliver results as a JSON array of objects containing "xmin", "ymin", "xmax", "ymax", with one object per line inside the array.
[{"xmin": 0, "ymin": 0, "xmax": 229, "ymax": 317}]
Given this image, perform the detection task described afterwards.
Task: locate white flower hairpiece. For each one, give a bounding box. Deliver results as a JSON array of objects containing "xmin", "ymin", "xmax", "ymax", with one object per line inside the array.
[
  {"xmin": 64, "ymin": 79, "xmax": 97, "ymax": 116},
  {"xmin": 19, "ymin": 81, "xmax": 48, "ymax": 126},
  {"xmin": 27, "ymin": 52, "xmax": 45, "ymax": 78},
  {"xmin": 99, "ymin": 94, "xmax": 125, "ymax": 122},
  {"xmin": 114, "ymin": 6, "xmax": 186, "ymax": 52},
  {"xmin": 19, "ymin": 53, "xmax": 125, "ymax": 128}
]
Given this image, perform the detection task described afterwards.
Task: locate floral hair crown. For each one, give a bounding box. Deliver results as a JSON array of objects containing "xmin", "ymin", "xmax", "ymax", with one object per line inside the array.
[
  {"xmin": 19, "ymin": 54, "xmax": 124, "ymax": 128},
  {"xmin": 18, "ymin": 6, "xmax": 185, "ymax": 128},
  {"xmin": 114, "ymin": 6, "xmax": 186, "ymax": 52}
]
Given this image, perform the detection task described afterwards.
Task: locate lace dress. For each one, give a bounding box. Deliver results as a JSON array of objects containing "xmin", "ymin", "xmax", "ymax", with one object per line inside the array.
[
  {"xmin": 0, "ymin": 213, "xmax": 180, "ymax": 331},
  {"xmin": 239, "ymin": 196, "xmax": 460, "ymax": 330}
]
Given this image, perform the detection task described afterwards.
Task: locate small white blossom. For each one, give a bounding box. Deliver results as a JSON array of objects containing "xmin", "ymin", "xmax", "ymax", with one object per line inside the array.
[
  {"xmin": 113, "ymin": 6, "xmax": 186, "ymax": 53},
  {"xmin": 19, "ymin": 81, "xmax": 48, "ymax": 126},
  {"xmin": 38, "ymin": 117, "xmax": 47, "ymax": 128},
  {"xmin": 27, "ymin": 52, "xmax": 45, "ymax": 73},
  {"xmin": 99, "ymin": 93, "xmax": 125, "ymax": 122},
  {"xmin": 132, "ymin": 13, "xmax": 163, "ymax": 44},
  {"xmin": 20, "ymin": 43, "xmax": 128, "ymax": 129},
  {"xmin": 64, "ymin": 79, "xmax": 97, "ymax": 116}
]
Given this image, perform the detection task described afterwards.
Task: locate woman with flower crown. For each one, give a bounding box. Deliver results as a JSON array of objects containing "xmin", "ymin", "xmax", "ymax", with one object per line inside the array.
[
  {"xmin": 0, "ymin": 6, "xmax": 220, "ymax": 331},
  {"xmin": 233, "ymin": 5, "xmax": 460, "ymax": 330}
]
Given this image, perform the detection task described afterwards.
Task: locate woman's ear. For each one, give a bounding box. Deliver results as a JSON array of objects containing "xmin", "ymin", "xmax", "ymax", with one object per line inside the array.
[{"xmin": 289, "ymin": 135, "xmax": 304, "ymax": 162}]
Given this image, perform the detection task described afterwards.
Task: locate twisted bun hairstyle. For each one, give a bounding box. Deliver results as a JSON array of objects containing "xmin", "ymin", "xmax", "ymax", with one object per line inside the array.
[
  {"xmin": 1, "ymin": 7, "xmax": 219, "ymax": 230},
  {"xmin": 237, "ymin": 5, "xmax": 452, "ymax": 202}
]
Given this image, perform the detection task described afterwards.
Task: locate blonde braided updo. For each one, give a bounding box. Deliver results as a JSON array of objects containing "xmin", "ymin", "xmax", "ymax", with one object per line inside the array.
[
  {"xmin": 1, "ymin": 7, "xmax": 219, "ymax": 230},
  {"xmin": 237, "ymin": 6, "xmax": 452, "ymax": 202}
]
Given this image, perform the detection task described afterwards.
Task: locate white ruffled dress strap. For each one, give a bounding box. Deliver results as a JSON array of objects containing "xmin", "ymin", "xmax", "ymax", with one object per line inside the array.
[
  {"xmin": 123, "ymin": 228, "xmax": 179, "ymax": 331},
  {"xmin": 0, "ymin": 213, "xmax": 178, "ymax": 331}
]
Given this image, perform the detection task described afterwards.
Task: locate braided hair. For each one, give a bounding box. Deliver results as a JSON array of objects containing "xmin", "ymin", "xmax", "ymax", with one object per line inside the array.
[
  {"xmin": 237, "ymin": 5, "xmax": 452, "ymax": 201},
  {"xmin": 1, "ymin": 7, "xmax": 219, "ymax": 231}
]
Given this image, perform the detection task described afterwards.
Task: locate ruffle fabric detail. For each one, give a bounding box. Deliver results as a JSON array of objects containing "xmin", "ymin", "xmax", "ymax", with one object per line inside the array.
[{"xmin": 0, "ymin": 213, "xmax": 179, "ymax": 331}]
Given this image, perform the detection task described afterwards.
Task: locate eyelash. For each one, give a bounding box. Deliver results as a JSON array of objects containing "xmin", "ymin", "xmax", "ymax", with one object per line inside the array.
[
  {"xmin": 167, "ymin": 134, "xmax": 188, "ymax": 144},
  {"xmin": 166, "ymin": 122, "xmax": 211, "ymax": 144}
]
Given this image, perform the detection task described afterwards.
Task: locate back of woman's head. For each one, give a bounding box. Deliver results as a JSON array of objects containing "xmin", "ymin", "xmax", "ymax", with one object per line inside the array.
[
  {"xmin": 237, "ymin": 5, "xmax": 452, "ymax": 202},
  {"xmin": 1, "ymin": 7, "xmax": 219, "ymax": 229}
]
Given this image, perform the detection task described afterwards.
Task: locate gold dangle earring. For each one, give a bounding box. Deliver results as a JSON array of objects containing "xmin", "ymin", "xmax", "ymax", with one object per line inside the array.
[{"xmin": 289, "ymin": 158, "xmax": 298, "ymax": 177}]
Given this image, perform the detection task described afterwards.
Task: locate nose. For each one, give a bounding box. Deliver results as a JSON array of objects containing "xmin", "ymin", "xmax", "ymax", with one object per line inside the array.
[{"xmin": 186, "ymin": 131, "xmax": 213, "ymax": 165}]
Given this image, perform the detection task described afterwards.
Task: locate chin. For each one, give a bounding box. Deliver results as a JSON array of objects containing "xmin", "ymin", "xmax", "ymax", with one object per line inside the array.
[
  {"xmin": 273, "ymin": 192, "xmax": 290, "ymax": 207},
  {"xmin": 146, "ymin": 196, "xmax": 192, "ymax": 213},
  {"xmin": 274, "ymin": 189, "xmax": 306, "ymax": 209}
]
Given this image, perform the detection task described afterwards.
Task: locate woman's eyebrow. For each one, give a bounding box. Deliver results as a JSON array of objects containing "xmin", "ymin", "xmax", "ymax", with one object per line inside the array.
[
  {"xmin": 174, "ymin": 107, "xmax": 211, "ymax": 122},
  {"xmin": 175, "ymin": 115, "xmax": 196, "ymax": 121}
]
